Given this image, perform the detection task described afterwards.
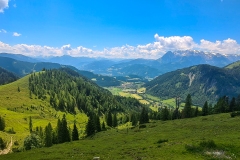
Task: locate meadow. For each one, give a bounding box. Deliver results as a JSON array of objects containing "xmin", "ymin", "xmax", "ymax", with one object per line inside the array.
[
  {"xmin": 0, "ymin": 75, "xmax": 88, "ymax": 147},
  {"xmin": 1, "ymin": 113, "xmax": 239, "ymax": 160}
]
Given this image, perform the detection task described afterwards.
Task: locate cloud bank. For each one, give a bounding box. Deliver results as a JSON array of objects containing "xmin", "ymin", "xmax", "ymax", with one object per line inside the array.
[
  {"xmin": 0, "ymin": 0, "xmax": 8, "ymax": 13},
  {"xmin": 0, "ymin": 34, "xmax": 240, "ymax": 59}
]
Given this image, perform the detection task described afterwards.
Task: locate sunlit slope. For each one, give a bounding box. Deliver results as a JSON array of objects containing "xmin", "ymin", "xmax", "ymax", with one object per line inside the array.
[
  {"xmin": 1, "ymin": 113, "xmax": 240, "ymax": 160},
  {"xmin": 0, "ymin": 74, "xmax": 88, "ymax": 145}
]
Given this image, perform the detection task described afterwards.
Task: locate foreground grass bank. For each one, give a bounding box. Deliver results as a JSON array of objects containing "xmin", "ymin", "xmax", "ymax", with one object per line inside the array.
[{"xmin": 1, "ymin": 113, "xmax": 240, "ymax": 160}]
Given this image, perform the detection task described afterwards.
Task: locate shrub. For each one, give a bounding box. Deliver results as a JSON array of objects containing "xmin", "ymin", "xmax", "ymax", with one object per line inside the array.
[
  {"xmin": 199, "ymin": 140, "xmax": 217, "ymax": 149},
  {"xmin": 0, "ymin": 137, "xmax": 6, "ymax": 150},
  {"xmin": 139, "ymin": 124, "xmax": 146, "ymax": 128},
  {"xmin": 157, "ymin": 139, "xmax": 168, "ymax": 144},
  {"xmin": 230, "ymin": 111, "xmax": 240, "ymax": 117},
  {"xmin": 23, "ymin": 133, "xmax": 43, "ymax": 150}
]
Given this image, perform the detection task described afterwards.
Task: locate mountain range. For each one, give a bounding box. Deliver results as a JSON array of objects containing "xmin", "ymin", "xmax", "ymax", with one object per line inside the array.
[{"xmin": 1, "ymin": 50, "xmax": 240, "ymax": 79}]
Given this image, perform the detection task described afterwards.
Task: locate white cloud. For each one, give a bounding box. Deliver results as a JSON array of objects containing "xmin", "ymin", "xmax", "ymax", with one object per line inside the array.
[
  {"xmin": 0, "ymin": 29, "xmax": 7, "ymax": 33},
  {"xmin": 13, "ymin": 32, "xmax": 21, "ymax": 37},
  {"xmin": 198, "ymin": 38, "xmax": 240, "ymax": 54},
  {"xmin": 0, "ymin": 35, "xmax": 240, "ymax": 59},
  {"xmin": 0, "ymin": 0, "xmax": 9, "ymax": 13}
]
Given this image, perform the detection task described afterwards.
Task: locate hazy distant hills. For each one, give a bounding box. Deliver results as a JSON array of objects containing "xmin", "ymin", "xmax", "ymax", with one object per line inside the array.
[
  {"xmin": 0, "ymin": 56, "xmax": 122, "ymax": 87},
  {"xmin": 144, "ymin": 62, "xmax": 240, "ymax": 106},
  {"xmin": 79, "ymin": 50, "xmax": 240, "ymax": 78},
  {"xmin": 1, "ymin": 50, "xmax": 240, "ymax": 79},
  {"xmin": 0, "ymin": 53, "xmax": 39, "ymax": 63}
]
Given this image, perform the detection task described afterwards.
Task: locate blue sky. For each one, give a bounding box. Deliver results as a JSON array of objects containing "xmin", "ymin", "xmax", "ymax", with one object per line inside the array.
[{"xmin": 0, "ymin": 0, "xmax": 240, "ymax": 59}]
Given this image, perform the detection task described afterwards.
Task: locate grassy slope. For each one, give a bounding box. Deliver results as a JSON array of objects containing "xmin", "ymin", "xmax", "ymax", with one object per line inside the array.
[
  {"xmin": 0, "ymin": 74, "xmax": 88, "ymax": 146},
  {"xmin": 225, "ymin": 60, "xmax": 240, "ymax": 69},
  {"xmin": 1, "ymin": 113, "xmax": 240, "ymax": 160}
]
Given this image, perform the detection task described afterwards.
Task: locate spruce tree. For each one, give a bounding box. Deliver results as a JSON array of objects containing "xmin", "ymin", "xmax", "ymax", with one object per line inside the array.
[
  {"xmin": 106, "ymin": 111, "xmax": 112, "ymax": 127},
  {"xmin": 57, "ymin": 119, "xmax": 63, "ymax": 143},
  {"xmin": 139, "ymin": 107, "xmax": 149, "ymax": 124},
  {"xmin": 229, "ymin": 97, "xmax": 236, "ymax": 112},
  {"xmin": 131, "ymin": 113, "xmax": 138, "ymax": 126},
  {"xmin": 62, "ymin": 114, "xmax": 70, "ymax": 142},
  {"xmin": 0, "ymin": 116, "xmax": 5, "ymax": 131},
  {"xmin": 86, "ymin": 117, "xmax": 95, "ymax": 136},
  {"xmin": 236, "ymin": 94, "xmax": 240, "ymax": 111},
  {"xmin": 102, "ymin": 121, "xmax": 106, "ymax": 131},
  {"xmin": 44, "ymin": 123, "xmax": 53, "ymax": 147},
  {"xmin": 183, "ymin": 94, "xmax": 192, "ymax": 118},
  {"xmin": 95, "ymin": 116, "xmax": 101, "ymax": 132},
  {"xmin": 29, "ymin": 116, "xmax": 33, "ymax": 133},
  {"xmin": 72, "ymin": 122, "xmax": 79, "ymax": 141},
  {"xmin": 112, "ymin": 113, "xmax": 118, "ymax": 127},
  {"xmin": 161, "ymin": 106, "xmax": 169, "ymax": 121},
  {"xmin": 194, "ymin": 106, "xmax": 199, "ymax": 117},
  {"xmin": 202, "ymin": 101, "xmax": 209, "ymax": 116}
]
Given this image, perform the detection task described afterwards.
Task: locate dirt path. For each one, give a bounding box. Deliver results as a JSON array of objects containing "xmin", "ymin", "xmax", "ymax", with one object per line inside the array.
[{"xmin": 0, "ymin": 137, "xmax": 13, "ymax": 155}]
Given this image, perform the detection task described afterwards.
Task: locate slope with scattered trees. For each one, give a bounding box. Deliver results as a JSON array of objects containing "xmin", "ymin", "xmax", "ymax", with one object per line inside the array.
[{"xmin": 145, "ymin": 64, "xmax": 240, "ymax": 106}]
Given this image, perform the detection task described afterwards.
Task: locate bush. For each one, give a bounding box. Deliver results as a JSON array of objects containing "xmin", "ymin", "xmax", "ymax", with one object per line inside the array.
[
  {"xmin": 185, "ymin": 140, "xmax": 217, "ymax": 153},
  {"xmin": 199, "ymin": 140, "xmax": 217, "ymax": 149},
  {"xmin": 6, "ymin": 127, "xmax": 16, "ymax": 134},
  {"xmin": 0, "ymin": 137, "xmax": 6, "ymax": 150},
  {"xmin": 230, "ymin": 111, "xmax": 240, "ymax": 117},
  {"xmin": 139, "ymin": 124, "xmax": 146, "ymax": 128},
  {"xmin": 23, "ymin": 133, "xmax": 43, "ymax": 150},
  {"xmin": 157, "ymin": 139, "xmax": 168, "ymax": 144}
]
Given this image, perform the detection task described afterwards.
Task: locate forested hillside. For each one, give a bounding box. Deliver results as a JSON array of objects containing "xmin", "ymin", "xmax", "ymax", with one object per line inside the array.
[
  {"xmin": 0, "ymin": 67, "xmax": 18, "ymax": 85},
  {"xmin": 144, "ymin": 64, "xmax": 240, "ymax": 106},
  {"xmin": 29, "ymin": 69, "xmax": 143, "ymax": 114}
]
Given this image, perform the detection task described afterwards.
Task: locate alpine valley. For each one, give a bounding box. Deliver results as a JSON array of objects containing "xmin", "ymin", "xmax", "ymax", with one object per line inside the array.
[{"xmin": 0, "ymin": 50, "xmax": 240, "ymax": 160}]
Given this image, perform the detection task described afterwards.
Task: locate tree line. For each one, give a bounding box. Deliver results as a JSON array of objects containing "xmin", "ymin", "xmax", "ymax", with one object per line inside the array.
[{"xmin": 149, "ymin": 94, "xmax": 240, "ymax": 121}]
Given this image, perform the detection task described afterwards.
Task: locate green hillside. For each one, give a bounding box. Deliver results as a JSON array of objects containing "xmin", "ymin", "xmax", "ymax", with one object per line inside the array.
[
  {"xmin": 225, "ymin": 60, "xmax": 240, "ymax": 69},
  {"xmin": 1, "ymin": 113, "xmax": 240, "ymax": 159},
  {"xmin": 144, "ymin": 64, "xmax": 240, "ymax": 106},
  {"xmin": 0, "ymin": 73, "xmax": 88, "ymax": 146},
  {"xmin": 0, "ymin": 69, "xmax": 144, "ymax": 151}
]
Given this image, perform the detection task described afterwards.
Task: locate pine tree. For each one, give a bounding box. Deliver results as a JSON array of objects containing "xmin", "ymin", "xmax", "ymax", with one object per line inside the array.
[
  {"xmin": 72, "ymin": 122, "xmax": 79, "ymax": 141},
  {"xmin": 236, "ymin": 94, "xmax": 240, "ymax": 111},
  {"xmin": 112, "ymin": 113, "xmax": 118, "ymax": 127},
  {"xmin": 0, "ymin": 116, "xmax": 5, "ymax": 131},
  {"xmin": 95, "ymin": 116, "xmax": 101, "ymax": 132},
  {"xmin": 131, "ymin": 113, "xmax": 138, "ymax": 126},
  {"xmin": 57, "ymin": 119, "xmax": 63, "ymax": 143},
  {"xmin": 29, "ymin": 116, "xmax": 33, "ymax": 133},
  {"xmin": 139, "ymin": 107, "xmax": 149, "ymax": 124},
  {"xmin": 62, "ymin": 114, "xmax": 70, "ymax": 142},
  {"xmin": 229, "ymin": 97, "xmax": 236, "ymax": 112},
  {"xmin": 86, "ymin": 116, "xmax": 95, "ymax": 137},
  {"xmin": 106, "ymin": 111, "xmax": 112, "ymax": 127},
  {"xmin": 194, "ymin": 106, "xmax": 199, "ymax": 117},
  {"xmin": 182, "ymin": 94, "xmax": 192, "ymax": 118},
  {"xmin": 161, "ymin": 106, "xmax": 169, "ymax": 121},
  {"xmin": 202, "ymin": 101, "xmax": 209, "ymax": 116},
  {"xmin": 44, "ymin": 123, "xmax": 53, "ymax": 147}
]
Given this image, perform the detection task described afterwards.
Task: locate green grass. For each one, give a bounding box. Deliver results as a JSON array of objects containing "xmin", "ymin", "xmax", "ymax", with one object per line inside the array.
[
  {"xmin": 225, "ymin": 61, "xmax": 240, "ymax": 69},
  {"xmin": 0, "ymin": 74, "xmax": 88, "ymax": 146},
  {"xmin": 1, "ymin": 113, "xmax": 240, "ymax": 159},
  {"xmin": 145, "ymin": 94, "xmax": 161, "ymax": 102},
  {"xmin": 106, "ymin": 87, "xmax": 122, "ymax": 95}
]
